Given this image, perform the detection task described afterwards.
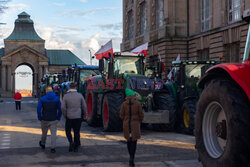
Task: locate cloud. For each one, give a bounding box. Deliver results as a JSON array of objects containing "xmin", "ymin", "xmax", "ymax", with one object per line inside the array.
[
  {"xmin": 79, "ymin": 0, "xmax": 88, "ymax": 2},
  {"xmin": 53, "ymin": 2, "xmax": 66, "ymax": 7},
  {"xmin": 95, "ymin": 22, "xmax": 122, "ymax": 31},
  {"xmin": 57, "ymin": 7, "xmax": 118, "ymax": 17},
  {"xmin": 37, "ymin": 27, "xmax": 76, "ymax": 51},
  {"xmin": 55, "ymin": 25, "xmax": 85, "ymax": 32},
  {"xmin": 7, "ymin": 3, "xmax": 29, "ymax": 11},
  {"xmin": 81, "ymin": 33, "xmax": 100, "ymax": 52}
]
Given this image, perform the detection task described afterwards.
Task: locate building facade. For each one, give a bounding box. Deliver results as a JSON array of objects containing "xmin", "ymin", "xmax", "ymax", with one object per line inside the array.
[
  {"xmin": 0, "ymin": 12, "xmax": 85, "ymax": 97},
  {"xmin": 121, "ymin": 0, "xmax": 250, "ymax": 77}
]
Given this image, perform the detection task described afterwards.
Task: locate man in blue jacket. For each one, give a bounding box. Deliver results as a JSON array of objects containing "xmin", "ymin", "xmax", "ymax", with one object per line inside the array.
[{"xmin": 37, "ymin": 86, "xmax": 62, "ymax": 153}]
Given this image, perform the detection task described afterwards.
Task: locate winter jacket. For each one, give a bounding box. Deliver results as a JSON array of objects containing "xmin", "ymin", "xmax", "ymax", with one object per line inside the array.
[
  {"xmin": 37, "ymin": 92, "xmax": 62, "ymax": 121},
  {"xmin": 14, "ymin": 92, "xmax": 22, "ymax": 101},
  {"xmin": 120, "ymin": 96, "xmax": 144, "ymax": 141},
  {"xmin": 61, "ymin": 89, "xmax": 87, "ymax": 119}
]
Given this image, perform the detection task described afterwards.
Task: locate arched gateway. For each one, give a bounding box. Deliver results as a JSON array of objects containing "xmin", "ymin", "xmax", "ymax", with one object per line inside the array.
[{"xmin": 0, "ymin": 12, "xmax": 85, "ymax": 97}]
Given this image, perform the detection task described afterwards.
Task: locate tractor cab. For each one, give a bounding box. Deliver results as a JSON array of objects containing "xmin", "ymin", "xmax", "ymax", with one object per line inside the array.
[
  {"xmin": 171, "ymin": 60, "xmax": 218, "ymax": 99},
  {"xmin": 100, "ymin": 52, "xmax": 145, "ymax": 79},
  {"xmin": 63, "ymin": 65, "xmax": 99, "ymax": 97}
]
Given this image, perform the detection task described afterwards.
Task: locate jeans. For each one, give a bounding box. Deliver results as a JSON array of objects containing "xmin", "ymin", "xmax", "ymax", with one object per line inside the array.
[
  {"xmin": 15, "ymin": 101, "xmax": 21, "ymax": 110},
  {"xmin": 40, "ymin": 120, "xmax": 58, "ymax": 149},
  {"xmin": 65, "ymin": 118, "xmax": 82, "ymax": 147}
]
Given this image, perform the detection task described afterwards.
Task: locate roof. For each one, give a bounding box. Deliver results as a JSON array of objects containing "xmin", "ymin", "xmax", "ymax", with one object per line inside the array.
[
  {"xmin": 5, "ymin": 11, "xmax": 44, "ymax": 41},
  {"xmin": 46, "ymin": 50, "xmax": 86, "ymax": 66},
  {"xmin": 72, "ymin": 65, "xmax": 99, "ymax": 70}
]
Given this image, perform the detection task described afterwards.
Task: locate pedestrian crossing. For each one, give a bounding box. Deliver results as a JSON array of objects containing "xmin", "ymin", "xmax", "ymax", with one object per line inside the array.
[{"xmin": 0, "ymin": 133, "xmax": 10, "ymax": 149}]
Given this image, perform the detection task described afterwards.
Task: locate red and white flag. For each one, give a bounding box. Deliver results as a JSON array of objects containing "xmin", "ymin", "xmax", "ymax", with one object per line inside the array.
[
  {"xmin": 95, "ymin": 40, "xmax": 113, "ymax": 60},
  {"xmin": 131, "ymin": 42, "xmax": 148, "ymax": 57}
]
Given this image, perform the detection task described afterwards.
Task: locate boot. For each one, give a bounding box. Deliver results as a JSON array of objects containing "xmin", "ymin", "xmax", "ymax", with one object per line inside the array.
[
  {"xmin": 39, "ymin": 141, "xmax": 45, "ymax": 149},
  {"xmin": 69, "ymin": 142, "xmax": 74, "ymax": 152}
]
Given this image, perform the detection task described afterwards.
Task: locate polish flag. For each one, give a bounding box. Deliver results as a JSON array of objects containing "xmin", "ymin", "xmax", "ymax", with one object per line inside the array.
[
  {"xmin": 95, "ymin": 40, "xmax": 113, "ymax": 60},
  {"xmin": 131, "ymin": 42, "xmax": 148, "ymax": 57}
]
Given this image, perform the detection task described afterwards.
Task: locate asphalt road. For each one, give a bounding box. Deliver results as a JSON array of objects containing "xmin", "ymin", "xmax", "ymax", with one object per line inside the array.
[{"xmin": 0, "ymin": 98, "xmax": 202, "ymax": 167}]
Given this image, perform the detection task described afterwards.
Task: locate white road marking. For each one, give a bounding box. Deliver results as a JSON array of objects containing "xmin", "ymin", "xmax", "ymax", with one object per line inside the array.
[
  {"xmin": 2, "ymin": 139, "xmax": 10, "ymax": 142},
  {"xmin": 1, "ymin": 133, "xmax": 11, "ymax": 149}
]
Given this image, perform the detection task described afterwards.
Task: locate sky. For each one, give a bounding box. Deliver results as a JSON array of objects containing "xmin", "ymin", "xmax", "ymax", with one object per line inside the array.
[
  {"xmin": 0, "ymin": 0, "xmax": 123, "ymax": 65},
  {"xmin": 15, "ymin": 65, "xmax": 32, "ymax": 90}
]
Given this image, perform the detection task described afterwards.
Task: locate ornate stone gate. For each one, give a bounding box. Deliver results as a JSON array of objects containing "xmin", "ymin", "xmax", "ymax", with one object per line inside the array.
[{"xmin": 0, "ymin": 12, "xmax": 85, "ymax": 97}]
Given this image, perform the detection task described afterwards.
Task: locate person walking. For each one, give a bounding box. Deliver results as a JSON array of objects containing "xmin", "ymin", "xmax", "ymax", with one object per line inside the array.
[
  {"xmin": 37, "ymin": 86, "xmax": 62, "ymax": 153},
  {"xmin": 14, "ymin": 90, "xmax": 22, "ymax": 110},
  {"xmin": 120, "ymin": 88, "xmax": 144, "ymax": 167},
  {"xmin": 61, "ymin": 82, "xmax": 87, "ymax": 152}
]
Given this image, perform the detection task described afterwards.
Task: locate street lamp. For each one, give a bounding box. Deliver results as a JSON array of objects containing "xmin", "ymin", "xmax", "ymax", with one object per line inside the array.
[{"xmin": 88, "ymin": 49, "xmax": 95, "ymax": 65}]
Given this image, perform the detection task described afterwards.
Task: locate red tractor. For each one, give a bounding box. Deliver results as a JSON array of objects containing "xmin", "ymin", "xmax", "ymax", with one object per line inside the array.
[{"xmin": 195, "ymin": 10, "xmax": 250, "ymax": 167}]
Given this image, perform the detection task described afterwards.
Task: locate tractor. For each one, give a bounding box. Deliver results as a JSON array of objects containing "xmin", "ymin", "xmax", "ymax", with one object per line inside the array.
[
  {"xmin": 195, "ymin": 9, "xmax": 250, "ymax": 167},
  {"xmin": 60, "ymin": 65, "xmax": 99, "ymax": 99},
  {"xmin": 166, "ymin": 60, "xmax": 219, "ymax": 134},
  {"xmin": 85, "ymin": 52, "xmax": 176, "ymax": 132}
]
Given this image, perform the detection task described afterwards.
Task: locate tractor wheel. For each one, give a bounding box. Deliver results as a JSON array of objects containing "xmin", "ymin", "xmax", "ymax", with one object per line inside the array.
[
  {"xmin": 181, "ymin": 100, "xmax": 196, "ymax": 135},
  {"xmin": 152, "ymin": 92, "xmax": 176, "ymax": 131},
  {"xmin": 102, "ymin": 92, "xmax": 124, "ymax": 132},
  {"xmin": 195, "ymin": 79, "xmax": 250, "ymax": 167},
  {"xmin": 86, "ymin": 90, "xmax": 98, "ymax": 126}
]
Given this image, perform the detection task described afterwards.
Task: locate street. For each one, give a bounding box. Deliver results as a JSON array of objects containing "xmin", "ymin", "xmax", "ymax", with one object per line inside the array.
[{"xmin": 0, "ymin": 98, "xmax": 202, "ymax": 167}]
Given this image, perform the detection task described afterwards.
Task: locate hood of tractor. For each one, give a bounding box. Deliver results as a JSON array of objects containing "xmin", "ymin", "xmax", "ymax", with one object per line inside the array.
[{"xmin": 123, "ymin": 74, "xmax": 164, "ymax": 101}]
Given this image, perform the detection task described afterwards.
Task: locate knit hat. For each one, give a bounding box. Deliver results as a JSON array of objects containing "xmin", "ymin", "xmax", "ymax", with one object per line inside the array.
[{"xmin": 125, "ymin": 88, "xmax": 135, "ymax": 97}]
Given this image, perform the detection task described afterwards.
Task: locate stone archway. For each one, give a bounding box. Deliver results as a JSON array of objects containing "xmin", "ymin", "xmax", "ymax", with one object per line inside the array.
[{"xmin": 15, "ymin": 63, "xmax": 34, "ymax": 97}]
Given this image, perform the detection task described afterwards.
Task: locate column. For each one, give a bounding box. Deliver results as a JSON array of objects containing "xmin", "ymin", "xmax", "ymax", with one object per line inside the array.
[
  {"xmin": 7, "ymin": 65, "xmax": 11, "ymax": 91},
  {"xmin": 39, "ymin": 66, "xmax": 43, "ymax": 84},
  {"xmin": 11, "ymin": 73, "xmax": 15, "ymax": 93},
  {"xmin": 33, "ymin": 73, "xmax": 38, "ymax": 97},
  {"xmin": 1, "ymin": 65, "xmax": 6, "ymax": 91}
]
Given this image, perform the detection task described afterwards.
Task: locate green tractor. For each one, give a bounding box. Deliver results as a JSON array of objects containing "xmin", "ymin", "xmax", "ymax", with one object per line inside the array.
[
  {"xmin": 60, "ymin": 65, "xmax": 99, "ymax": 100},
  {"xmin": 86, "ymin": 52, "xmax": 176, "ymax": 131},
  {"xmin": 166, "ymin": 60, "xmax": 219, "ymax": 134}
]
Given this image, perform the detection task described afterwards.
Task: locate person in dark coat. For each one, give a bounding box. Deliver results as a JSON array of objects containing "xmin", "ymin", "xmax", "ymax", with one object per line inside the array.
[
  {"xmin": 37, "ymin": 86, "xmax": 62, "ymax": 153},
  {"xmin": 14, "ymin": 90, "xmax": 22, "ymax": 110},
  {"xmin": 120, "ymin": 88, "xmax": 144, "ymax": 167},
  {"xmin": 61, "ymin": 82, "xmax": 87, "ymax": 152}
]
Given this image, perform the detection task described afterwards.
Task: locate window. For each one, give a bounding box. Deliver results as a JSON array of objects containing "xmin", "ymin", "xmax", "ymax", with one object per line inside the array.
[
  {"xmin": 201, "ymin": 0, "xmax": 210, "ymax": 32},
  {"xmin": 198, "ymin": 49, "xmax": 210, "ymax": 60},
  {"xmin": 156, "ymin": 0, "xmax": 164, "ymax": 28},
  {"xmin": 128, "ymin": 10, "xmax": 134, "ymax": 40},
  {"xmin": 226, "ymin": 43, "xmax": 240, "ymax": 62},
  {"xmin": 140, "ymin": 2, "xmax": 147, "ymax": 35},
  {"xmin": 228, "ymin": 0, "xmax": 241, "ymax": 23}
]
